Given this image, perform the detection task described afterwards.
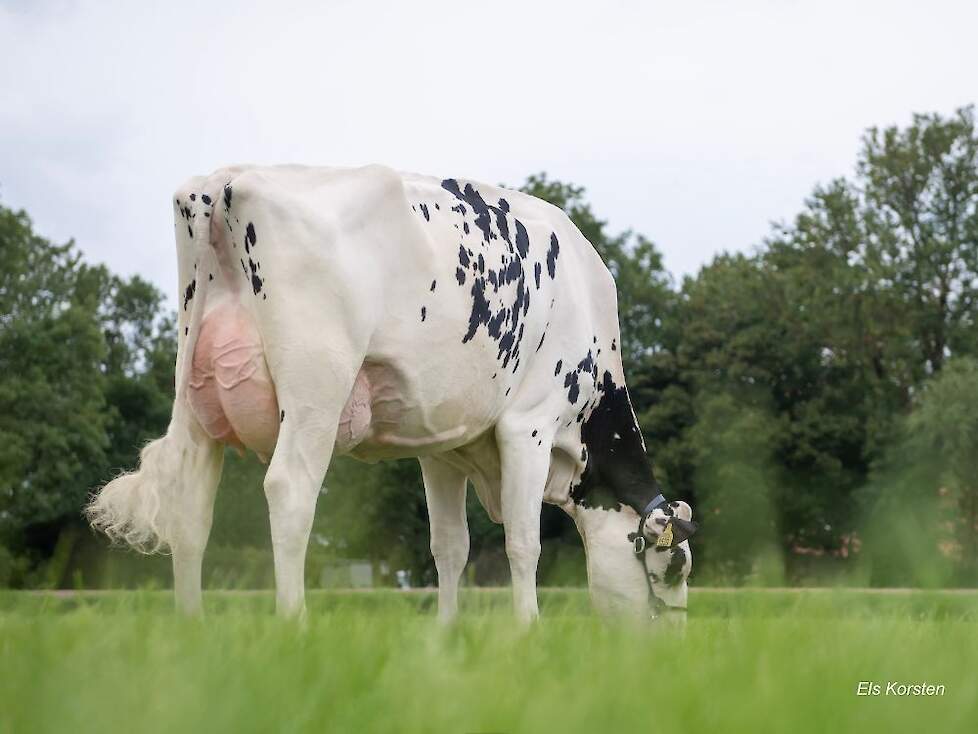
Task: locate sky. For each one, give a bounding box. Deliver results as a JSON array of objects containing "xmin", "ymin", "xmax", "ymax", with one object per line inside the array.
[{"xmin": 2, "ymin": 0, "xmax": 977, "ymax": 308}]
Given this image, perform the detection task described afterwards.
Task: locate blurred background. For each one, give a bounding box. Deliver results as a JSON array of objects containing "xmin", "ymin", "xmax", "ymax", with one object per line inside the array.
[{"xmin": 2, "ymin": 0, "xmax": 977, "ymax": 591}]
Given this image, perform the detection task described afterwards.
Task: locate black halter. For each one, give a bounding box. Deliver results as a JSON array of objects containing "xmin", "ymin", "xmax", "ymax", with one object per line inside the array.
[{"xmin": 627, "ymin": 493, "xmax": 688, "ymax": 615}]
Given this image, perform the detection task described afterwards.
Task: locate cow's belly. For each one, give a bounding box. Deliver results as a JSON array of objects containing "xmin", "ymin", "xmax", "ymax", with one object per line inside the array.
[
  {"xmin": 340, "ymin": 360, "xmax": 495, "ymax": 461},
  {"xmin": 188, "ymin": 302, "xmax": 280, "ymax": 459}
]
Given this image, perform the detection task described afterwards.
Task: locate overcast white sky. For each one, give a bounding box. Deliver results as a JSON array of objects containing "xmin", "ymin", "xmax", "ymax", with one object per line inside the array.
[{"xmin": 2, "ymin": 0, "xmax": 976, "ymax": 308}]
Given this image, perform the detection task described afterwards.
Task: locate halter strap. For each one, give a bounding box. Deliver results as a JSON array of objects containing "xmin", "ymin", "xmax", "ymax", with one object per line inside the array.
[{"xmin": 641, "ymin": 493, "xmax": 667, "ymax": 516}]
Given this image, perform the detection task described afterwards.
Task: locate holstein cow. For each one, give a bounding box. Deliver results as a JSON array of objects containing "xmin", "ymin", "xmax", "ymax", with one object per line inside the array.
[{"xmin": 87, "ymin": 165, "xmax": 697, "ymax": 623}]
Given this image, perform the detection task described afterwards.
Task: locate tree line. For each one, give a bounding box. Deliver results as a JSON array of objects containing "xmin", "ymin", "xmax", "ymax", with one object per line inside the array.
[{"xmin": 2, "ymin": 107, "xmax": 976, "ymax": 588}]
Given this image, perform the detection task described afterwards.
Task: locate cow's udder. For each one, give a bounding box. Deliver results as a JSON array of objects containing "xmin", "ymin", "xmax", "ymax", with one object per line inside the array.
[{"xmin": 188, "ymin": 302, "xmax": 279, "ymax": 459}]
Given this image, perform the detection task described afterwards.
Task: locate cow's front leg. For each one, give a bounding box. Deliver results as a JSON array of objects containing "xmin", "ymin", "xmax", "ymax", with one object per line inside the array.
[
  {"xmin": 419, "ymin": 456, "xmax": 469, "ymax": 623},
  {"xmin": 497, "ymin": 421, "xmax": 552, "ymax": 625}
]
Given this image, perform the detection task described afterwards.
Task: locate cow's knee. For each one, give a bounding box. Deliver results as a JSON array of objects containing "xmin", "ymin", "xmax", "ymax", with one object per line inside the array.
[
  {"xmin": 431, "ymin": 531, "xmax": 469, "ymax": 563},
  {"xmin": 431, "ymin": 531, "xmax": 470, "ymax": 591},
  {"xmin": 264, "ymin": 471, "xmax": 317, "ymax": 546},
  {"xmin": 504, "ymin": 536, "xmax": 541, "ymax": 567},
  {"xmin": 504, "ymin": 535, "xmax": 541, "ymax": 594}
]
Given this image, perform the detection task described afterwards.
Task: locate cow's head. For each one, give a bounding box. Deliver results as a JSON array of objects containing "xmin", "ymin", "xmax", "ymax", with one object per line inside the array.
[{"xmin": 566, "ymin": 497, "xmax": 695, "ymax": 620}]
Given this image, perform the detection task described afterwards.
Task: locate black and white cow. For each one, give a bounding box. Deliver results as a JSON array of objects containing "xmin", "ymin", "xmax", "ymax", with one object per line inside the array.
[{"xmin": 87, "ymin": 165, "xmax": 697, "ymax": 622}]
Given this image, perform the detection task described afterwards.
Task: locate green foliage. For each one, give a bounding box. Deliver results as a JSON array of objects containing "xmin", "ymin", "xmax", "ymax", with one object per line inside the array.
[
  {"xmin": 859, "ymin": 358, "xmax": 978, "ymax": 587},
  {"xmin": 318, "ymin": 456, "xmax": 430, "ymax": 582},
  {"xmin": 686, "ymin": 391, "xmax": 783, "ymax": 585},
  {"xmin": 654, "ymin": 107, "xmax": 978, "ymax": 581},
  {"xmin": 675, "ymin": 249, "xmax": 870, "ymax": 556},
  {"xmin": 910, "ymin": 359, "xmax": 978, "ymax": 528},
  {"xmin": 860, "ymin": 107, "xmax": 978, "ymax": 370},
  {"xmin": 0, "ymin": 203, "xmax": 175, "ymax": 584},
  {"xmin": 0, "ymin": 207, "xmax": 108, "ymax": 532},
  {"xmin": 315, "ymin": 456, "xmax": 508, "ymax": 586},
  {"xmin": 96, "ymin": 272, "xmax": 177, "ymax": 474}
]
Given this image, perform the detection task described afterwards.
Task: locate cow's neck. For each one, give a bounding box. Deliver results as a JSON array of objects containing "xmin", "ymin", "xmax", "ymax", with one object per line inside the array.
[{"xmin": 571, "ymin": 371, "xmax": 659, "ymax": 514}]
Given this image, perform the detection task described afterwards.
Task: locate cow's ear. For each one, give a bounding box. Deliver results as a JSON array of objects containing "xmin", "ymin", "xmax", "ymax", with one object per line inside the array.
[
  {"xmin": 656, "ymin": 517, "xmax": 698, "ymax": 548},
  {"xmin": 668, "ymin": 501, "xmax": 693, "ymax": 522}
]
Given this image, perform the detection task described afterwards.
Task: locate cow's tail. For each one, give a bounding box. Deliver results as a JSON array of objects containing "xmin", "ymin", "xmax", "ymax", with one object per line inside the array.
[
  {"xmin": 85, "ymin": 417, "xmax": 203, "ymax": 554},
  {"xmin": 87, "ymin": 180, "xmax": 220, "ymax": 554}
]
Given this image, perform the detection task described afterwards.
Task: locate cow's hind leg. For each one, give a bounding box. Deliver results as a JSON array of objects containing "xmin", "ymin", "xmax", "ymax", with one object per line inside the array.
[
  {"xmin": 170, "ymin": 429, "xmax": 224, "ymax": 615},
  {"xmin": 262, "ymin": 354, "xmax": 356, "ymax": 619},
  {"xmin": 497, "ymin": 419, "xmax": 553, "ymax": 625},
  {"xmin": 419, "ymin": 456, "xmax": 469, "ymax": 622},
  {"xmin": 262, "ymin": 420, "xmax": 337, "ymax": 619}
]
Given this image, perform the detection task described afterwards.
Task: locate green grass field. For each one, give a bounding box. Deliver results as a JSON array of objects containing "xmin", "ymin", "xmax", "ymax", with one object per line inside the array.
[{"xmin": 2, "ymin": 588, "xmax": 976, "ymax": 733}]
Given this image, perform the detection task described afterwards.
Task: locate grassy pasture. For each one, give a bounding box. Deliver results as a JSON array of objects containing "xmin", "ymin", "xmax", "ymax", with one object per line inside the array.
[{"xmin": 1, "ymin": 588, "xmax": 976, "ymax": 733}]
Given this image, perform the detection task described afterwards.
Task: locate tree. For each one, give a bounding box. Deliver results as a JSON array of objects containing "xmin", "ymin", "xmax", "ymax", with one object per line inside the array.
[
  {"xmin": 686, "ymin": 390, "xmax": 783, "ymax": 584},
  {"xmin": 671, "ymin": 108, "xmax": 978, "ymax": 571},
  {"xmin": 92, "ymin": 270, "xmax": 177, "ymax": 475},
  {"xmin": 0, "ymin": 206, "xmax": 109, "ymax": 536},
  {"xmin": 674, "ymin": 252, "xmax": 868, "ymax": 555},
  {"xmin": 903, "ymin": 358, "xmax": 978, "ymax": 580},
  {"xmin": 858, "ymin": 358, "xmax": 978, "ymax": 587},
  {"xmin": 764, "ymin": 179, "xmax": 917, "ymax": 454},
  {"xmin": 859, "ymin": 107, "xmax": 978, "ymax": 372},
  {"xmin": 0, "ymin": 202, "xmax": 178, "ymax": 585},
  {"xmin": 516, "ymin": 173, "xmax": 674, "ymax": 375}
]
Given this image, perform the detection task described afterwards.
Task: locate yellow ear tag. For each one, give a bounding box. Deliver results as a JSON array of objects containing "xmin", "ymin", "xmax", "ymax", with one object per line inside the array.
[{"xmin": 656, "ymin": 522, "xmax": 674, "ymax": 548}]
